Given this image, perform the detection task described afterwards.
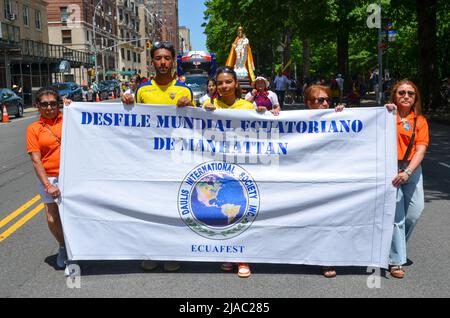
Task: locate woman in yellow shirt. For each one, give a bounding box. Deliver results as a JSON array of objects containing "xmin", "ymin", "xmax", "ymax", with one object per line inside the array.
[
  {"xmin": 202, "ymin": 67, "xmax": 259, "ymax": 278},
  {"xmin": 203, "ymin": 67, "xmax": 256, "ymax": 111}
]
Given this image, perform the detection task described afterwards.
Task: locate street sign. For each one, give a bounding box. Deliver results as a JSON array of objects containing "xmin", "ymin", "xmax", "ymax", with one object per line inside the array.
[
  {"xmin": 367, "ymin": 4, "xmax": 381, "ymax": 29},
  {"xmin": 387, "ymin": 30, "xmax": 398, "ymax": 42},
  {"xmin": 59, "ymin": 60, "xmax": 71, "ymax": 73}
]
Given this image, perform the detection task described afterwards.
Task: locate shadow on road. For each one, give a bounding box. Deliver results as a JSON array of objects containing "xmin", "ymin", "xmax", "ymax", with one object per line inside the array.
[
  {"xmin": 43, "ymin": 259, "xmax": 396, "ymax": 279},
  {"xmin": 423, "ymin": 122, "xmax": 450, "ymax": 203}
]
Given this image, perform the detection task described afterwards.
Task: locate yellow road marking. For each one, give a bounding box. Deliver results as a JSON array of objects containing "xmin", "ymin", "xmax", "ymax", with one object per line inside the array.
[
  {"xmin": 0, "ymin": 195, "xmax": 41, "ymax": 230},
  {"xmin": 0, "ymin": 203, "xmax": 45, "ymax": 243}
]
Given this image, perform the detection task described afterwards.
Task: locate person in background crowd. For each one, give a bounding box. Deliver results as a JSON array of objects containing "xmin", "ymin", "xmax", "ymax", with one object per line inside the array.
[
  {"xmin": 385, "ymin": 79, "xmax": 429, "ymax": 279},
  {"xmin": 199, "ymin": 78, "xmax": 218, "ymax": 106},
  {"xmin": 245, "ymin": 76, "xmax": 281, "ymax": 116},
  {"xmin": 273, "ymin": 70, "xmax": 291, "ymax": 109}
]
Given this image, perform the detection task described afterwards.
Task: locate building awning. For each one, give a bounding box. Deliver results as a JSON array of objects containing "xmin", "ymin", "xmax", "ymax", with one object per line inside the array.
[{"xmin": 119, "ymin": 71, "xmax": 136, "ymax": 76}]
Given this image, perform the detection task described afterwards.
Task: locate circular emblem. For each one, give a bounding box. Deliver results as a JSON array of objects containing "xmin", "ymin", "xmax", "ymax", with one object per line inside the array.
[
  {"xmin": 178, "ymin": 162, "xmax": 260, "ymax": 240},
  {"xmin": 402, "ymin": 121, "xmax": 411, "ymax": 132}
]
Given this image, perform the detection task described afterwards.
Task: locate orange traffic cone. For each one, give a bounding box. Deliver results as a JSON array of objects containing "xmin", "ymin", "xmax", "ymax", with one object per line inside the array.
[
  {"xmin": 2, "ymin": 104, "xmax": 10, "ymax": 123},
  {"xmin": 111, "ymin": 90, "xmax": 115, "ymax": 100},
  {"xmin": 95, "ymin": 93, "xmax": 100, "ymax": 102}
]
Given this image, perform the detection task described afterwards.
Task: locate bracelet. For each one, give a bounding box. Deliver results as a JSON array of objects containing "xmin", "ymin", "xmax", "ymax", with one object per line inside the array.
[{"xmin": 404, "ymin": 169, "xmax": 413, "ymax": 176}]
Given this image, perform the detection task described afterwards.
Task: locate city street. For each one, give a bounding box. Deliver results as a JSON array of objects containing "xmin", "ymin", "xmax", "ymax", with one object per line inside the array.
[{"xmin": 0, "ymin": 105, "xmax": 449, "ymax": 298}]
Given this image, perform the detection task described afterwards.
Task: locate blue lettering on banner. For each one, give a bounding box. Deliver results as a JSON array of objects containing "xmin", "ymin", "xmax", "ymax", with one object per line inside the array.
[{"xmin": 80, "ymin": 112, "xmax": 364, "ymax": 135}]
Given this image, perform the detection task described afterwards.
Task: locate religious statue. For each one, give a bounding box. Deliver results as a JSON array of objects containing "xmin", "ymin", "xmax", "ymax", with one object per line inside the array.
[{"xmin": 226, "ymin": 26, "xmax": 256, "ymax": 83}]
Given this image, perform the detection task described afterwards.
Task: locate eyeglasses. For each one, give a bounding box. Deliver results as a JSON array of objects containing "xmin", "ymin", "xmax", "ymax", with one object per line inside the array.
[
  {"xmin": 312, "ymin": 97, "xmax": 331, "ymax": 105},
  {"xmin": 397, "ymin": 90, "xmax": 416, "ymax": 97},
  {"xmin": 38, "ymin": 101, "xmax": 59, "ymax": 109}
]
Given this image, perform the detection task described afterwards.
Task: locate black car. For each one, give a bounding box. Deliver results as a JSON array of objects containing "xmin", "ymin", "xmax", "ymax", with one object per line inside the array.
[{"xmin": 0, "ymin": 88, "xmax": 24, "ymax": 121}]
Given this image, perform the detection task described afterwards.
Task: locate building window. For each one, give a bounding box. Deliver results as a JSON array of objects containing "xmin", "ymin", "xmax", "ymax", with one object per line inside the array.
[
  {"xmin": 86, "ymin": 30, "xmax": 90, "ymax": 42},
  {"xmin": 127, "ymin": 50, "xmax": 131, "ymax": 61},
  {"xmin": 23, "ymin": 6, "xmax": 29, "ymax": 26},
  {"xmin": 121, "ymin": 48, "xmax": 125, "ymax": 59},
  {"xmin": 60, "ymin": 7, "xmax": 68, "ymax": 23},
  {"xmin": 133, "ymin": 52, "xmax": 137, "ymax": 63},
  {"xmin": 138, "ymin": 54, "xmax": 141, "ymax": 63},
  {"xmin": 62, "ymin": 30, "xmax": 72, "ymax": 44},
  {"xmin": 35, "ymin": 10, "xmax": 41, "ymax": 30},
  {"xmin": 4, "ymin": 0, "xmax": 12, "ymax": 19}
]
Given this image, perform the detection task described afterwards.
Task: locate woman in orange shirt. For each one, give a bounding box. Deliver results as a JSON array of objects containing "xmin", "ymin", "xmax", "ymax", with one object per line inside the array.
[
  {"xmin": 26, "ymin": 87, "xmax": 70, "ymax": 272},
  {"xmin": 386, "ymin": 80, "xmax": 429, "ymax": 279}
]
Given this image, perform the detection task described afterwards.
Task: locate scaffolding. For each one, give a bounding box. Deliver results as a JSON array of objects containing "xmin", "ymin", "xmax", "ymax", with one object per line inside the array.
[{"xmin": 0, "ymin": 22, "xmax": 94, "ymax": 105}]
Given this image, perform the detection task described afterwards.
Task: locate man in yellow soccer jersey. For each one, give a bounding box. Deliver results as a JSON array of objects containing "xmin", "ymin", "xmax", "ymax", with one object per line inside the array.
[{"xmin": 121, "ymin": 41, "xmax": 193, "ymax": 107}]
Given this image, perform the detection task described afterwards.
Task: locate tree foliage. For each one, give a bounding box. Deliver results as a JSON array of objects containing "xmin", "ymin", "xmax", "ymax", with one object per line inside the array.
[{"xmin": 203, "ymin": 0, "xmax": 449, "ymax": 108}]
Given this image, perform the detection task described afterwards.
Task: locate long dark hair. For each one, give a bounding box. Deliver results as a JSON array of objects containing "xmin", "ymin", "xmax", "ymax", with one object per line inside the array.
[{"xmin": 215, "ymin": 67, "xmax": 242, "ymax": 99}]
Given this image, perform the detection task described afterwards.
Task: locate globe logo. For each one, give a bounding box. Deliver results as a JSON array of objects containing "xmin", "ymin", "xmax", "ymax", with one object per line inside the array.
[{"xmin": 178, "ymin": 162, "xmax": 260, "ymax": 240}]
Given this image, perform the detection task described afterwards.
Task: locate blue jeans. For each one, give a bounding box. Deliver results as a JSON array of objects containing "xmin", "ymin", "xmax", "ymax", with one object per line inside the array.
[{"xmin": 389, "ymin": 166, "xmax": 425, "ymax": 266}]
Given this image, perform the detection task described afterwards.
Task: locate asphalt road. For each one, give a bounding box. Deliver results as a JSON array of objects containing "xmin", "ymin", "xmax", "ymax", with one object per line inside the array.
[{"xmin": 0, "ymin": 107, "xmax": 449, "ymax": 298}]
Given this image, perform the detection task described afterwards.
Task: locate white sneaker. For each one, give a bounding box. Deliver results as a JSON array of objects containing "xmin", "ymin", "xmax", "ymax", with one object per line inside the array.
[{"xmin": 56, "ymin": 246, "xmax": 68, "ymax": 268}]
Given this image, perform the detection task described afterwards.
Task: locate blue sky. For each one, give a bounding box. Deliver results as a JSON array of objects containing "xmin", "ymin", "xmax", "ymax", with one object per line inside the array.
[{"xmin": 178, "ymin": 0, "xmax": 207, "ymax": 51}]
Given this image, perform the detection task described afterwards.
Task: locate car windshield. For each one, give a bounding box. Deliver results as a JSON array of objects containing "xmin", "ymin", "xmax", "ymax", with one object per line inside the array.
[{"xmin": 185, "ymin": 76, "xmax": 209, "ymax": 89}]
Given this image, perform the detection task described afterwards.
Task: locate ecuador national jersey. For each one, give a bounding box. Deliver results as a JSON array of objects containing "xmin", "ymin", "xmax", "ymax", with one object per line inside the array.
[
  {"xmin": 135, "ymin": 79, "xmax": 193, "ymax": 105},
  {"xmin": 202, "ymin": 98, "xmax": 255, "ymax": 110}
]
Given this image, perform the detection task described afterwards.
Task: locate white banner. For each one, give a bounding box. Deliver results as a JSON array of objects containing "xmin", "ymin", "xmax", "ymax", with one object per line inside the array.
[{"xmin": 59, "ymin": 103, "xmax": 397, "ymax": 268}]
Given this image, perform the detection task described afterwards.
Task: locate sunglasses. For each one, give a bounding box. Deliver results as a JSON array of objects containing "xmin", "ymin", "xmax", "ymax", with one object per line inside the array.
[
  {"xmin": 38, "ymin": 101, "xmax": 59, "ymax": 109},
  {"xmin": 312, "ymin": 97, "xmax": 331, "ymax": 105},
  {"xmin": 152, "ymin": 41, "xmax": 174, "ymax": 50},
  {"xmin": 397, "ymin": 90, "xmax": 415, "ymax": 97}
]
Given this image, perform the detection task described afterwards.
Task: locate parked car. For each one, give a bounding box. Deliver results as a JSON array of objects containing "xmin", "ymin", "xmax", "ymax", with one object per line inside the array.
[
  {"xmin": 0, "ymin": 88, "xmax": 24, "ymax": 121},
  {"xmin": 97, "ymin": 81, "xmax": 112, "ymax": 100},
  {"xmin": 184, "ymin": 74, "xmax": 209, "ymax": 106},
  {"xmin": 50, "ymin": 82, "xmax": 83, "ymax": 103}
]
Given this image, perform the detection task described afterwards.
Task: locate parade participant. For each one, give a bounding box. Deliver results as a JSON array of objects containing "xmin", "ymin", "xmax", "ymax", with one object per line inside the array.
[
  {"xmin": 245, "ymin": 76, "xmax": 281, "ymax": 116},
  {"xmin": 385, "ymin": 80, "xmax": 429, "ymax": 279},
  {"xmin": 202, "ymin": 67, "xmax": 256, "ymax": 278},
  {"xmin": 122, "ymin": 41, "xmax": 193, "ymax": 273},
  {"xmin": 199, "ymin": 78, "xmax": 218, "ymax": 106},
  {"xmin": 26, "ymin": 88, "xmax": 71, "ymax": 274},
  {"xmin": 304, "ymin": 85, "xmax": 344, "ymax": 278},
  {"xmin": 121, "ymin": 41, "xmax": 193, "ymax": 108},
  {"xmin": 203, "ymin": 67, "xmax": 255, "ymax": 111},
  {"xmin": 124, "ymin": 74, "xmax": 141, "ymax": 96}
]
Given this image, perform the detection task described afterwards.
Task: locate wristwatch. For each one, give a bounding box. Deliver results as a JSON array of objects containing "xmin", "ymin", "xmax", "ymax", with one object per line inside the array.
[{"xmin": 404, "ymin": 169, "xmax": 413, "ymax": 176}]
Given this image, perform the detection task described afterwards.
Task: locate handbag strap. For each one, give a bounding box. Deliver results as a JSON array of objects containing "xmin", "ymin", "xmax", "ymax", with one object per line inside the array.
[
  {"xmin": 41, "ymin": 123, "xmax": 61, "ymax": 145},
  {"xmin": 400, "ymin": 116, "xmax": 417, "ymax": 167}
]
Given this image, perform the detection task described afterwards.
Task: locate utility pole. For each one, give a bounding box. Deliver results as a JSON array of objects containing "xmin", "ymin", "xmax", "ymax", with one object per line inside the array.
[
  {"xmin": 93, "ymin": 0, "xmax": 103, "ymax": 84},
  {"xmin": 377, "ymin": 0, "xmax": 383, "ymax": 105}
]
